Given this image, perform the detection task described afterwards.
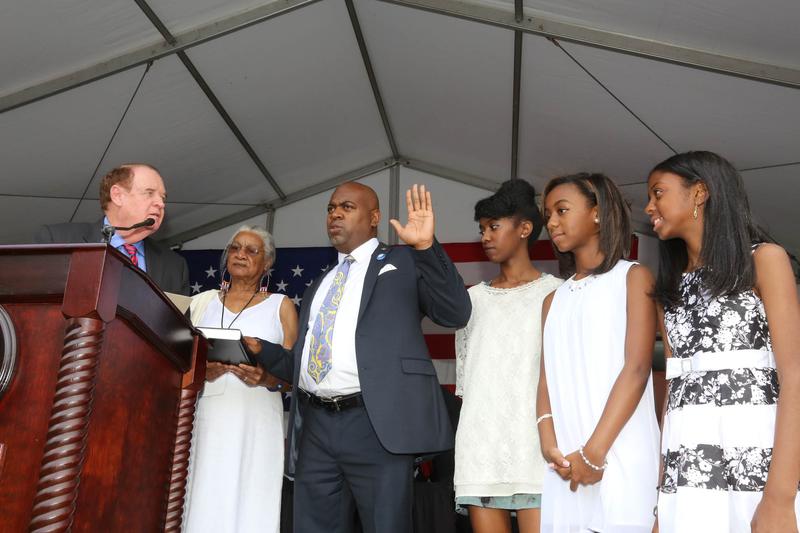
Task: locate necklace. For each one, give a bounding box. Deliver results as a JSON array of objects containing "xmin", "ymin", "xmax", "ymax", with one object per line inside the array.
[{"xmin": 220, "ymin": 288, "xmax": 259, "ymax": 329}]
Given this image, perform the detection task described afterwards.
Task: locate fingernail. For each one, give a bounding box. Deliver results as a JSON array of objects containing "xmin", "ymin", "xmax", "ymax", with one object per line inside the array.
[{"xmin": 563, "ymin": 461, "xmax": 570, "ymax": 467}]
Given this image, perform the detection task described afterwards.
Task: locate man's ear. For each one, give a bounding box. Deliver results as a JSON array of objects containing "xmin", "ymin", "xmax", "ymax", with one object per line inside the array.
[
  {"xmin": 109, "ymin": 184, "xmax": 126, "ymax": 207},
  {"xmin": 371, "ymin": 208, "xmax": 381, "ymax": 228}
]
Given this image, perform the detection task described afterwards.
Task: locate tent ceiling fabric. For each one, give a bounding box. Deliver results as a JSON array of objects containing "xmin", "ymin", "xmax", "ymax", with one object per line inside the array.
[
  {"xmin": 0, "ymin": 1, "xmax": 161, "ymax": 97},
  {"xmin": 563, "ymin": 42, "xmax": 800, "ymax": 169},
  {"xmin": 514, "ymin": 0, "xmax": 800, "ymax": 70},
  {"xmin": 186, "ymin": 0, "xmax": 391, "ymax": 195},
  {"xmin": 517, "ymin": 35, "xmax": 674, "ymax": 187},
  {"xmin": 355, "ymin": 0, "xmax": 515, "ymax": 181},
  {"xmin": 0, "ymin": 0, "xmax": 798, "ymax": 256},
  {"xmin": 0, "ymin": 66, "xmax": 148, "ymax": 198},
  {"xmin": 80, "ymin": 55, "xmax": 277, "ymax": 205},
  {"xmin": 143, "ymin": 0, "xmax": 289, "ymax": 36}
]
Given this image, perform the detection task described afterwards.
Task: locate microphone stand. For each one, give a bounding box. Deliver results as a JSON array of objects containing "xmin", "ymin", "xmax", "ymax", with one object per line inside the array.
[{"xmin": 101, "ymin": 218, "xmax": 156, "ymax": 244}]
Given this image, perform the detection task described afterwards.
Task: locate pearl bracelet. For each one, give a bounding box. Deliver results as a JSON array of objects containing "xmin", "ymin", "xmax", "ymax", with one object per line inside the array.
[
  {"xmin": 578, "ymin": 445, "xmax": 607, "ymax": 471},
  {"xmin": 536, "ymin": 413, "xmax": 553, "ymax": 425}
]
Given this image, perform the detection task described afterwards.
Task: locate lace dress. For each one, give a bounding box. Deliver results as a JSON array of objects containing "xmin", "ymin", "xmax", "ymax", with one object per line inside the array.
[
  {"xmin": 454, "ymin": 274, "xmax": 562, "ymax": 504},
  {"xmin": 658, "ymin": 268, "xmax": 799, "ymax": 532}
]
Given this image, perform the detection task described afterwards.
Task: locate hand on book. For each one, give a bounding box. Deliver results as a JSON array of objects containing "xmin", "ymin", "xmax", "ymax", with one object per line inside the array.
[
  {"xmin": 205, "ymin": 362, "xmax": 229, "ymax": 382},
  {"xmin": 242, "ymin": 336, "xmax": 262, "ymax": 355},
  {"xmin": 229, "ymin": 363, "xmax": 265, "ymax": 387}
]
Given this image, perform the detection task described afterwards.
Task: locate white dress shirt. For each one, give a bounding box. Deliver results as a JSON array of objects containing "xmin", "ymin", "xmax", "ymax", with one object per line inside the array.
[{"xmin": 299, "ymin": 238, "xmax": 379, "ymax": 397}]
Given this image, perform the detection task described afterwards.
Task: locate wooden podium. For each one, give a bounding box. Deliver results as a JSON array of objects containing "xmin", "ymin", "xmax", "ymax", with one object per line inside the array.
[{"xmin": 0, "ymin": 244, "xmax": 206, "ymax": 532}]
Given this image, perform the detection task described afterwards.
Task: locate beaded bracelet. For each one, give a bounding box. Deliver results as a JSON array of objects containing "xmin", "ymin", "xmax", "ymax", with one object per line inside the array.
[
  {"xmin": 578, "ymin": 445, "xmax": 607, "ymax": 471},
  {"xmin": 536, "ymin": 413, "xmax": 553, "ymax": 425}
]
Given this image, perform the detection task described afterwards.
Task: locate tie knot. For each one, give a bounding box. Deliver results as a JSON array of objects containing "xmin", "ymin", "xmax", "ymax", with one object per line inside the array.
[{"xmin": 344, "ymin": 255, "xmax": 355, "ymax": 264}]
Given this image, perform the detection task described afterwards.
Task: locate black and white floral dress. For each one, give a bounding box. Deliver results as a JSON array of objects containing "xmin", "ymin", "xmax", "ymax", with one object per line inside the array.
[{"xmin": 658, "ymin": 267, "xmax": 799, "ymax": 532}]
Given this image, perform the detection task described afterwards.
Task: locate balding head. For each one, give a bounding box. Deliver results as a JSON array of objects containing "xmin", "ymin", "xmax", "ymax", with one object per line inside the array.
[{"xmin": 326, "ymin": 182, "xmax": 381, "ymax": 253}]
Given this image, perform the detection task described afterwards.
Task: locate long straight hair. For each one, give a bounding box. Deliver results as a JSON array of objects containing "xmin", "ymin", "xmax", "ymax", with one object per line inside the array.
[
  {"xmin": 650, "ymin": 151, "xmax": 771, "ymax": 309},
  {"xmin": 543, "ymin": 173, "xmax": 631, "ymax": 277}
]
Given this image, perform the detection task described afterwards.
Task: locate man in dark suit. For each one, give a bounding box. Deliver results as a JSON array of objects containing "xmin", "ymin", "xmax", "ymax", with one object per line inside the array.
[
  {"xmin": 35, "ymin": 163, "xmax": 190, "ymax": 295},
  {"xmin": 248, "ymin": 181, "xmax": 471, "ymax": 533}
]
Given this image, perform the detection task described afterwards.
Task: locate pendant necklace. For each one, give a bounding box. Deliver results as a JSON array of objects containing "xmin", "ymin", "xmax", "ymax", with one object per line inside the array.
[{"xmin": 220, "ymin": 288, "xmax": 259, "ymax": 329}]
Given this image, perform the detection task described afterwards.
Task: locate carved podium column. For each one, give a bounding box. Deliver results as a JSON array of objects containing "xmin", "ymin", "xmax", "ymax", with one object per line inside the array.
[{"xmin": 29, "ymin": 317, "xmax": 104, "ymax": 532}]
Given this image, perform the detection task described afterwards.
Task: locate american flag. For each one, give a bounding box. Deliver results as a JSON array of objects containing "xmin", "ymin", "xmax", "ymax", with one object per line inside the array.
[{"xmin": 179, "ymin": 239, "xmax": 638, "ymax": 394}]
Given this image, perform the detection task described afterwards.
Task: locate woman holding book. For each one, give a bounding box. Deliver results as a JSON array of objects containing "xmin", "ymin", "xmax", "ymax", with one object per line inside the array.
[{"xmin": 183, "ymin": 225, "xmax": 298, "ymax": 533}]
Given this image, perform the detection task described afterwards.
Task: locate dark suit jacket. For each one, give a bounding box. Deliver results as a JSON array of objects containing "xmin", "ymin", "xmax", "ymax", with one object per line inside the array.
[
  {"xmin": 254, "ymin": 240, "xmax": 471, "ymax": 475},
  {"xmin": 35, "ymin": 219, "xmax": 190, "ymax": 296}
]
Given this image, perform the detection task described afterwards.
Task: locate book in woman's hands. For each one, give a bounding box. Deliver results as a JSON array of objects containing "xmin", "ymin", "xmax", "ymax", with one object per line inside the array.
[{"xmin": 196, "ymin": 327, "xmax": 255, "ymax": 365}]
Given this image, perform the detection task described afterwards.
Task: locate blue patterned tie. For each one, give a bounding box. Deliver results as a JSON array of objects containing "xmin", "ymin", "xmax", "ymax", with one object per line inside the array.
[{"xmin": 307, "ymin": 255, "xmax": 354, "ymax": 383}]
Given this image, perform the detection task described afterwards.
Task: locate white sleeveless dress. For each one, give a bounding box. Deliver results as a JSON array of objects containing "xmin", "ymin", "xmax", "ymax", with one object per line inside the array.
[
  {"xmin": 542, "ymin": 260, "xmax": 660, "ymax": 532},
  {"xmin": 183, "ymin": 293, "xmax": 286, "ymax": 533}
]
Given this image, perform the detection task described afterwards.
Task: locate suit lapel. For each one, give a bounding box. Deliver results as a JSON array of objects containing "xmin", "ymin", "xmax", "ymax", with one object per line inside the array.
[
  {"xmin": 357, "ymin": 243, "xmax": 390, "ymax": 324},
  {"xmin": 143, "ymin": 238, "xmax": 161, "ymax": 283}
]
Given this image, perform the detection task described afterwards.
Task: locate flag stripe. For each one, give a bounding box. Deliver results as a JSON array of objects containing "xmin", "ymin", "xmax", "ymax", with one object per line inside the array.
[
  {"xmin": 425, "ymin": 334, "xmax": 457, "ymax": 359},
  {"xmin": 441, "ymin": 240, "xmax": 557, "ymax": 262}
]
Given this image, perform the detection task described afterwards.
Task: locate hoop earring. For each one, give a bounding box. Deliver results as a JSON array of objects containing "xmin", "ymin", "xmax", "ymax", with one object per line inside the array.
[
  {"xmin": 693, "ymin": 205, "xmax": 698, "ymax": 219},
  {"xmin": 259, "ymin": 271, "xmax": 271, "ymax": 293},
  {"xmin": 220, "ymin": 269, "xmax": 231, "ymax": 292}
]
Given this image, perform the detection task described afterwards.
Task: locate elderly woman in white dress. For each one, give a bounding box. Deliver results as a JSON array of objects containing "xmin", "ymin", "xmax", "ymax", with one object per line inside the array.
[{"xmin": 183, "ymin": 225, "xmax": 298, "ymax": 533}]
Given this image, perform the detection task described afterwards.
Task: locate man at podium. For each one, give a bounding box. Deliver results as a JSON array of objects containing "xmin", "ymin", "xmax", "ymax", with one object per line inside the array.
[{"xmin": 35, "ymin": 163, "xmax": 190, "ymax": 295}]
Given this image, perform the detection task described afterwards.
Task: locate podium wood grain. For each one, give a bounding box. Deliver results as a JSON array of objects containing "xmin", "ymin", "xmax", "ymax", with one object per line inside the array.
[{"xmin": 0, "ymin": 244, "xmax": 205, "ymax": 532}]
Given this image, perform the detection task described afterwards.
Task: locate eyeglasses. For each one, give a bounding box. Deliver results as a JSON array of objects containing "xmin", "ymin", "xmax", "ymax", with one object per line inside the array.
[{"xmin": 227, "ymin": 242, "xmax": 261, "ymax": 256}]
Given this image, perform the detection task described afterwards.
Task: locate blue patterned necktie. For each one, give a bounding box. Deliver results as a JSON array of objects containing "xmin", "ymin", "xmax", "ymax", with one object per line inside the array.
[{"xmin": 307, "ymin": 255, "xmax": 355, "ymax": 383}]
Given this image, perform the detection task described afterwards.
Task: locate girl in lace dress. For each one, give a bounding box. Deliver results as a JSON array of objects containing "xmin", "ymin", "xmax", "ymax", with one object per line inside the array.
[
  {"xmin": 538, "ymin": 173, "xmax": 660, "ymax": 532},
  {"xmin": 455, "ymin": 180, "xmax": 562, "ymax": 533},
  {"xmin": 646, "ymin": 151, "xmax": 800, "ymax": 533}
]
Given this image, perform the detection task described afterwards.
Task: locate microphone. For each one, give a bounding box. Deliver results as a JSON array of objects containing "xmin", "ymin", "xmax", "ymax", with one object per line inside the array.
[{"xmin": 101, "ymin": 218, "xmax": 156, "ymax": 243}]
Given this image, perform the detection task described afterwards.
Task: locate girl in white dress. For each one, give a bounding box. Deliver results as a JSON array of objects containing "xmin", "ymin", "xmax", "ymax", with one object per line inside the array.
[
  {"xmin": 455, "ymin": 179, "xmax": 562, "ymax": 533},
  {"xmin": 537, "ymin": 173, "xmax": 660, "ymax": 532},
  {"xmin": 645, "ymin": 151, "xmax": 800, "ymax": 533},
  {"xmin": 183, "ymin": 226, "xmax": 298, "ymax": 533}
]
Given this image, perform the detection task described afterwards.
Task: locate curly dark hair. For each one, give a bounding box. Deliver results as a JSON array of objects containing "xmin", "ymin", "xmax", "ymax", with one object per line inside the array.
[{"xmin": 474, "ymin": 179, "xmax": 544, "ymax": 242}]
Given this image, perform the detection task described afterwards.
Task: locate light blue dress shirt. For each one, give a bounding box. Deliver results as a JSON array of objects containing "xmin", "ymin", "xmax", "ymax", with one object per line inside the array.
[{"xmin": 104, "ymin": 216, "xmax": 147, "ymax": 272}]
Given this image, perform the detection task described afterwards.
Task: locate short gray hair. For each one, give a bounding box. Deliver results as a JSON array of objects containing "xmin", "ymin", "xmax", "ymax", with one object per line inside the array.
[{"xmin": 220, "ymin": 224, "xmax": 276, "ymax": 273}]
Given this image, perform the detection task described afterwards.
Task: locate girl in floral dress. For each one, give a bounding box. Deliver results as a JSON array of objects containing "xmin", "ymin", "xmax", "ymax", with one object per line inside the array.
[{"xmin": 645, "ymin": 151, "xmax": 800, "ymax": 532}]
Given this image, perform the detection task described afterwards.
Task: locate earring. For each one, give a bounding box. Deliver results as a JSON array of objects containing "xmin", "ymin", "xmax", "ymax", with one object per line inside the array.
[
  {"xmin": 220, "ymin": 269, "xmax": 231, "ymax": 292},
  {"xmin": 594, "ymin": 217, "xmax": 599, "ymax": 224},
  {"xmin": 693, "ymin": 205, "xmax": 698, "ymax": 219},
  {"xmin": 259, "ymin": 271, "xmax": 271, "ymax": 293},
  {"xmin": 521, "ymin": 234, "xmax": 527, "ymax": 239}
]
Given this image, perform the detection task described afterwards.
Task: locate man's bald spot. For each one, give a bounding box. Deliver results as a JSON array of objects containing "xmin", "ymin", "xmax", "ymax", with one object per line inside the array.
[
  {"xmin": 333, "ymin": 181, "xmax": 380, "ymax": 211},
  {"xmin": 121, "ymin": 163, "xmax": 162, "ymax": 177}
]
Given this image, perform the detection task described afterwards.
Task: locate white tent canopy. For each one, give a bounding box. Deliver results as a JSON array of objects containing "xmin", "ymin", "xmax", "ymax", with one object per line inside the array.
[{"xmin": 1, "ymin": 0, "xmax": 798, "ymax": 253}]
